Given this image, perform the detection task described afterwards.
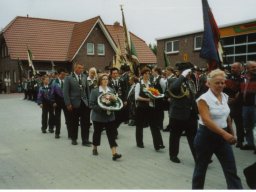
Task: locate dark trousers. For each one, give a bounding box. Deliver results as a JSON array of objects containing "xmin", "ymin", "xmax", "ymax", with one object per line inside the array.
[
  {"xmin": 155, "ymin": 108, "xmax": 164, "ymax": 130},
  {"xmin": 242, "ymin": 106, "xmax": 255, "ymax": 147},
  {"xmin": 135, "ymin": 107, "xmax": 164, "ymax": 149},
  {"xmin": 192, "ymin": 125, "xmax": 243, "ymax": 189},
  {"xmin": 169, "ymin": 117, "xmax": 197, "ymax": 160},
  {"xmin": 55, "ymin": 101, "xmax": 71, "ymax": 136},
  {"xmin": 92, "ymin": 121, "xmax": 117, "ymax": 148},
  {"xmin": 69, "ymin": 101, "xmax": 90, "ymax": 143},
  {"xmin": 231, "ymin": 113, "xmax": 244, "ymax": 144},
  {"xmin": 41, "ymin": 102, "xmax": 54, "ymax": 131}
]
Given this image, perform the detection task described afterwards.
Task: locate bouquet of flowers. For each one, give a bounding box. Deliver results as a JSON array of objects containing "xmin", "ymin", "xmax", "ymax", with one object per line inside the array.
[
  {"xmin": 98, "ymin": 92, "xmax": 123, "ymax": 111},
  {"xmin": 143, "ymin": 87, "xmax": 164, "ymax": 99}
]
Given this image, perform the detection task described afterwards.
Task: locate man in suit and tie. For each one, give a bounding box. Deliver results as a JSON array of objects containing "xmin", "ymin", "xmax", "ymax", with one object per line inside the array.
[
  {"xmin": 108, "ymin": 67, "xmax": 127, "ymax": 138},
  {"xmin": 51, "ymin": 68, "xmax": 70, "ymax": 139},
  {"xmin": 64, "ymin": 63, "xmax": 92, "ymax": 146}
]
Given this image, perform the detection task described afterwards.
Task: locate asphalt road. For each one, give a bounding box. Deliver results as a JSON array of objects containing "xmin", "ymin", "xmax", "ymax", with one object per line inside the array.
[{"xmin": 0, "ymin": 93, "xmax": 255, "ymax": 189}]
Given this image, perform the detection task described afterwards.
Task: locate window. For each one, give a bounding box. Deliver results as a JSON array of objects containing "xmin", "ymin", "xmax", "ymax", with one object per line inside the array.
[
  {"xmin": 248, "ymin": 44, "xmax": 256, "ymax": 53},
  {"xmin": 248, "ymin": 54, "xmax": 256, "ymax": 61},
  {"xmin": 224, "ymin": 47, "xmax": 234, "ymax": 55},
  {"xmin": 222, "ymin": 37, "xmax": 234, "ymax": 46},
  {"xmin": 235, "ymin": 35, "xmax": 246, "ymax": 44},
  {"xmin": 235, "ymin": 45, "xmax": 246, "ymax": 54},
  {"xmin": 248, "ymin": 33, "xmax": 256, "ymax": 42},
  {"xmin": 194, "ymin": 36, "xmax": 202, "ymax": 50},
  {"xmin": 87, "ymin": 43, "xmax": 94, "ymax": 55},
  {"xmin": 97, "ymin": 44, "xmax": 105, "ymax": 55},
  {"xmin": 165, "ymin": 40, "xmax": 179, "ymax": 53}
]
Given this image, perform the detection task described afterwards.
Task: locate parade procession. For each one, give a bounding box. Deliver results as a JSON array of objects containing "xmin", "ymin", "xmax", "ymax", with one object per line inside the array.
[{"xmin": 0, "ymin": 0, "xmax": 256, "ymax": 190}]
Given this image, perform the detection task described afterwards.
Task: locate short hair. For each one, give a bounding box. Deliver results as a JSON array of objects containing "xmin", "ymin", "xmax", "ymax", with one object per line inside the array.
[
  {"xmin": 165, "ymin": 66, "xmax": 175, "ymax": 73},
  {"xmin": 231, "ymin": 62, "xmax": 242, "ymax": 67},
  {"xmin": 97, "ymin": 73, "xmax": 109, "ymax": 86},
  {"xmin": 153, "ymin": 67, "xmax": 162, "ymax": 75},
  {"xmin": 246, "ymin": 60, "xmax": 256, "ymax": 67},
  {"xmin": 110, "ymin": 67, "xmax": 119, "ymax": 74},
  {"xmin": 207, "ymin": 69, "xmax": 226, "ymax": 82},
  {"xmin": 140, "ymin": 67, "xmax": 151, "ymax": 75},
  {"xmin": 57, "ymin": 67, "xmax": 67, "ymax": 74},
  {"xmin": 89, "ymin": 67, "xmax": 97, "ymax": 74}
]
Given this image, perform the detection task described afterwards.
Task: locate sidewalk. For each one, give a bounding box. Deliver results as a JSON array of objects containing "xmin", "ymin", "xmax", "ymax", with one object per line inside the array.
[{"xmin": 0, "ymin": 93, "xmax": 255, "ymax": 189}]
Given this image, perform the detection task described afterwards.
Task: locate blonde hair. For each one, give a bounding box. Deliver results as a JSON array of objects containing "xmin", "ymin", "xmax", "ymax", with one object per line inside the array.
[{"xmin": 207, "ymin": 69, "xmax": 226, "ymax": 82}]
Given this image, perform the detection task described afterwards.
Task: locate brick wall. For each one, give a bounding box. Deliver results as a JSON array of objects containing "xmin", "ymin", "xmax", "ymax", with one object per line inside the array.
[
  {"xmin": 73, "ymin": 23, "xmax": 115, "ymax": 72},
  {"xmin": 157, "ymin": 32, "xmax": 208, "ymax": 69}
]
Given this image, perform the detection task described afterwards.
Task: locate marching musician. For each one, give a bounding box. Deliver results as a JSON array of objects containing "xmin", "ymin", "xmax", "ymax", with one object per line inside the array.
[
  {"xmin": 168, "ymin": 62, "xmax": 198, "ymax": 163},
  {"xmin": 135, "ymin": 67, "xmax": 165, "ymax": 151}
]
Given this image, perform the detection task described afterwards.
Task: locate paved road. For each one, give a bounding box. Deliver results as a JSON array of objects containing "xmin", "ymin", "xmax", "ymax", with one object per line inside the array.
[{"xmin": 0, "ymin": 93, "xmax": 255, "ymax": 189}]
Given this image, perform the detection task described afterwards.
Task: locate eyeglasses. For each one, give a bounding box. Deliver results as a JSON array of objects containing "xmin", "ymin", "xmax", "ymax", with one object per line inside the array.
[{"xmin": 102, "ymin": 78, "xmax": 108, "ymax": 80}]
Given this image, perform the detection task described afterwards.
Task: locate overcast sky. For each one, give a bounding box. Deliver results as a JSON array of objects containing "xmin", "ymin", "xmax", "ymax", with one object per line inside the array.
[{"xmin": 0, "ymin": 0, "xmax": 255, "ymax": 44}]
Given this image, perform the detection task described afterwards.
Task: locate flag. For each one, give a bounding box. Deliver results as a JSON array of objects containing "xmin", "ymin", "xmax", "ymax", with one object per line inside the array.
[
  {"xmin": 121, "ymin": 5, "xmax": 139, "ymax": 76},
  {"xmin": 200, "ymin": 0, "xmax": 223, "ymax": 70},
  {"xmin": 27, "ymin": 48, "xmax": 36, "ymax": 76},
  {"xmin": 164, "ymin": 52, "xmax": 170, "ymax": 67}
]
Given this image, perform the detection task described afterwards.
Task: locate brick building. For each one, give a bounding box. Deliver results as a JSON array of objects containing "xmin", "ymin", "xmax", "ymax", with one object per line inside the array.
[
  {"xmin": 156, "ymin": 19, "xmax": 256, "ymax": 69},
  {"xmin": 0, "ymin": 16, "xmax": 156, "ymax": 92}
]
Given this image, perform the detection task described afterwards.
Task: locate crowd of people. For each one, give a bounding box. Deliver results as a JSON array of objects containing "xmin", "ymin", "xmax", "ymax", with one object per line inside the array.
[{"xmin": 20, "ymin": 60, "xmax": 256, "ymax": 189}]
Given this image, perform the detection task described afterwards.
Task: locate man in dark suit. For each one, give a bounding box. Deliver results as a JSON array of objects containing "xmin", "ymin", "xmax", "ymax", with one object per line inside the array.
[
  {"xmin": 168, "ymin": 62, "xmax": 198, "ymax": 163},
  {"xmin": 51, "ymin": 68, "xmax": 71, "ymax": 139},
  {"xmin": 63, "ymin": 63, "xmax": 92, "ymax": 146},
  {"xmin": 108, "ymin": 67, "xmax": 127, "ymax": 138}
]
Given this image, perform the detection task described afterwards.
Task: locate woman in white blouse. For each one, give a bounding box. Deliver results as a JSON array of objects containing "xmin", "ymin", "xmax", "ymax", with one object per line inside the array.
[
  {"xmin": 134, "ymin": 67, "xmax": 164, "ymax": 150},
  {"xmin": 192, "ymin": 69, "xmax": 242, "ymax": 189}
]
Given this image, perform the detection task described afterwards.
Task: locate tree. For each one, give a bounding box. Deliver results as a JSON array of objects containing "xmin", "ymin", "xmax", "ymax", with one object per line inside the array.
[{"xmin": 149, "ymin": 43, "xmax": 157, "ymax": 56}]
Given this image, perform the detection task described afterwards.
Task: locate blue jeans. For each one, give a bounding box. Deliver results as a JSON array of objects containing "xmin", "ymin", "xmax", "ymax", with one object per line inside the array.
[
  {"xmin": 242, "ymin": 106, "xmax": 256, "ymax": 146},
  {"xmin": 192, "ymin": 125, "xmax": 243, "ymax": 189}
]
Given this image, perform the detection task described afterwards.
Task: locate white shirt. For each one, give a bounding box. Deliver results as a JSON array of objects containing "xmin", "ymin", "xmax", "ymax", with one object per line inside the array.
[
  {"xmin": 135, "ymin": 79, "xmax": 151, "ymax": 100},
  {"xmin": 99, "ymin": 86, "xmax": 110, "ymax": 94},
  {"xmin": 197, "ymin": 89, "xmax": 230, "ymax": 129}
]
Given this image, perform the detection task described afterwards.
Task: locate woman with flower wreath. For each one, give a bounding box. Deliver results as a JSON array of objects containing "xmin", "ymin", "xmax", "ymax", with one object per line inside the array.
[
  {"xmin": 89, "ymin": 74, "xmax": 122, "ymax": 161},
  {"xmin": 134, "ymin": 67, "xmax": 165, "ymax": 151}
]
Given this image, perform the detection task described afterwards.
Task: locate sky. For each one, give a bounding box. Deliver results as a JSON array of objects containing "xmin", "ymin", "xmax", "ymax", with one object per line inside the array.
[{"xmin": 0, "ymin": 0, "xmax": 255, "ymax": 45}]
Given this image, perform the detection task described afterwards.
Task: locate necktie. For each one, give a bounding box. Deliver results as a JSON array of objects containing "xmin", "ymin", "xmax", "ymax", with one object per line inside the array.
[
  {"xmin": 78, "ymin": 75, "xmax": 81, "ymax": 85},
  {"xmin": 61, "ymin": 80, "xmax": 64, "ymax": 89}
]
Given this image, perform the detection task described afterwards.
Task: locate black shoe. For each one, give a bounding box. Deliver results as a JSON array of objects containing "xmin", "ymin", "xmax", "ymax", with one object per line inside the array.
[
  {"xmin": 235, "ymin": 143, "xmax": 243, "ymax": 148},
  {"xmin": 42, "ymin": 129, "xmax": 47, "ymax": 133},
  {"xmin": 49, "ymin": 129, "xmax": 54, "ymax": 133},
  {"xmin": 112, "ymin": 153, "xmax": 122, "ymax": 161},
  {"xmin": 55, "ymin": 135, "xmax": 60, "ymax": 139},
  {"xmin": 163, "ymin": 128, "xmax": 170, "ymax": 132},
  {"xmin": 82, "ymin": 142, "xmax": 92, "ymax": 147},
  {"xmin": 137, "ymin": 144, "xmax": 144, "ymax": 148},
  {"xmin": 71, "ymin": 140, "xmax": 78, "ymax": 145},
  {"xmin": 155, "ymin": 145, "xmax": 165, "ymax": 151},
  {"xmin": 170, "ymin": 156, "xmax": 181, "ymax": 163},
  {"xmin": 92, "ymin": 149, "xmax": 98, "ymax": 156},
  {"xmin": 241, "ymin": 144, "xmax": 255, "ymax": 150}
]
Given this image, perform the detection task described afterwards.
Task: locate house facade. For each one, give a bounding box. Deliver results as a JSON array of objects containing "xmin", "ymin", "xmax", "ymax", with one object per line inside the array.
[
  {"xmin": 156, "ymin": 19, "xmax": 256, "ymax": 69},
  {"xmin": 0, "ymin": 16, "xmax": 156, "ymax": 92}
]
